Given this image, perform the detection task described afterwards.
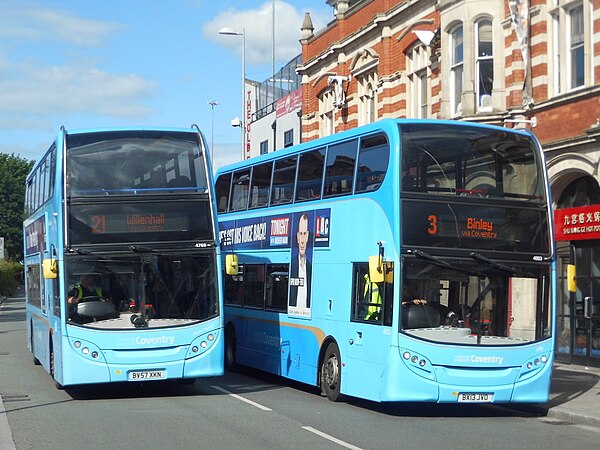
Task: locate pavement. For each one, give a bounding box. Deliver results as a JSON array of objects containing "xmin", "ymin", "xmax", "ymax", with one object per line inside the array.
[
  {"xmin": 0, "ymin": 294, "xmax": 599, "ymax": 450},
  {"xmin": 545, "ymin": 362, "xmax": 600, "ymax": 428}
]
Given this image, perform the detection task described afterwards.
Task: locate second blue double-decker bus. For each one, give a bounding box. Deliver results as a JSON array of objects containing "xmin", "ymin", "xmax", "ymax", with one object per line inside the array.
[
  {"xmin": 215, "ymin": 118, "xmax": 555, "ymax": 403},
  {"xmin": 24, "ymin": 126, "xmax": 223, "ymax": 388}
]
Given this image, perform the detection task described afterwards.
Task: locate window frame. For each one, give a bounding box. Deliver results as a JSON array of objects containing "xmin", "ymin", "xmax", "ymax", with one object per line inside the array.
[
  {"xmin": 407, "ymin": 43, "xmax": 430, "ymax": 119},
  {"xmin": 295, "ymin": 147, "xmax": 326, "ymax": 202},
  {"xmin": 319, "ymin": 88, "xmax": 335, "ymax": 137},
  {"xmin": 449, "ymin": 24, "xmax": 464, "ymax": 117},
  {"xmin": 323, "ymin": 139, "xmax": 359, "ymax": 198},
  {"xmin": 270, "ymin": 156, "xmax": 298, "ymax": 206},
  {"xmin": 567, "ymin": 3, "xmax": 584, "ymax": 90},
  {"xmin": 351, "ymin": 262, "xmax": 394, "ymax": 326},
  {"xmin": 248, "ymin": 161, "xmax": 273, "ymax": 210},
  {"xmin": 260, "ymin": 140, "xmax": 269, "ymax": 155},
  {"xmin": 283, "ymin": 129, "xmax": 294, "ymax": 148},
  {"xmin": 475, "ymin": 18, "xmax": 494, "ymax": 112},
  {"xmin": 229, "ymin": 168, "xmax": 251, "ymax": 212}
]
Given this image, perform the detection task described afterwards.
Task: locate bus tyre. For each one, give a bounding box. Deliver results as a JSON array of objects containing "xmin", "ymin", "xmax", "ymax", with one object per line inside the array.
[
  {"xmin": 320, "ymin": 342, "xmax": 342, "ymax": 402},
  {"xmin": 225, "ymin": 326, "xmax": 237, "ymax": 371},
  {"xmin": 50, "ymin": 345, "xmax": 64, "ymax": 390},
  {"xmin": 31, "ymin": 330, "xmax": 41, "ymax": 366}
]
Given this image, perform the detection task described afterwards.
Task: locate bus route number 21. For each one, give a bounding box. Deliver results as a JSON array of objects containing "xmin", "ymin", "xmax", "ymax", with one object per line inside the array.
[
  {"xmin": 90, "ymin": 215, "xmax": 107, "ymax": 234},
  {"xmin": 427, "ymin": 214, "xmax": 438, "ymax": 235}
]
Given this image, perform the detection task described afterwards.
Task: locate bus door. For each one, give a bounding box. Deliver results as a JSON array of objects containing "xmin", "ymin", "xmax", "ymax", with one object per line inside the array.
[{"xmin": 344, "ymin": 261, "xmax": 394, "ymax": 399}]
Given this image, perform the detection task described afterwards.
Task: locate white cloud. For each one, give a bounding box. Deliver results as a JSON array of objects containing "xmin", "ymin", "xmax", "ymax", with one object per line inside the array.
[
  {"xmin": 0, "ymin": 60, "xmax": 156, "ymax": 119},
  {"xmin": 212, "ymin": 142, "xmax": 243, "ymax": 173},
  {"xmin": 0, "ymin": 3, "xmax": 155, "ymax": 129},
  {"xmin": 0, "ymin": 2, "xmax": 122, "ymax": 47},
  {"xmin": 203, "ymin": 1, "xmax": 329, "ymax": 66}
]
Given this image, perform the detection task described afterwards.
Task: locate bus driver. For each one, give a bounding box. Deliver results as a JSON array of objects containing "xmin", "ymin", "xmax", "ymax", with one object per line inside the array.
[{"xmin": 68, "ymin": 274, "xmax": 108, "ymax": 305}]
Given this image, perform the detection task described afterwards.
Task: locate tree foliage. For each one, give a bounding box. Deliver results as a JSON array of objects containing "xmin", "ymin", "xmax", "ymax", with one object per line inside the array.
[{"xmin": 0, "ymin": 153, "xmax": 34, "ymax": 262}]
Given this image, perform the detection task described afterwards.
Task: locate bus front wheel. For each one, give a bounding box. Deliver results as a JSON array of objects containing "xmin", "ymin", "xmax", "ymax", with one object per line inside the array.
[
  {"xmin": 31, "ymin": 328, "xmax": 41, "ymax": 366},
  {"xmin": 225, "ymin": 326, "xmax": 237, "ymax": 371},
  {"xmin": 50, "ymin": 343, "xmax": 64, "ymax": 390},
  {"xmin": 320, "ymin": 342, "xmax": 342, "ymax": 402}
]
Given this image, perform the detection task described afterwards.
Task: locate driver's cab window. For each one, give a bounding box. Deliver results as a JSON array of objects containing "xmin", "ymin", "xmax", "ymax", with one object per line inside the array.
[
  {"xmin": 351, "ymin": 263, "xmax": 393, "ymax": 326},
  {"xmin": 67, "ymin": 272, "xmax": 119, "ymax": 324}
]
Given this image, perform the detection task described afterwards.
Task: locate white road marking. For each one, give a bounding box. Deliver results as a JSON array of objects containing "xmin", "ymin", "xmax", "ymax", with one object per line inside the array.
[
  {"xmin": 211, "ymin": 385, "xmax": 272, "ymax": 411},
  {"xmin": 302, "ymin": 426, "xmax": 364, "ymax": 450},
  {"xmin": 211, "ymin": 385, "xmax": 364, "ymax": 449}
]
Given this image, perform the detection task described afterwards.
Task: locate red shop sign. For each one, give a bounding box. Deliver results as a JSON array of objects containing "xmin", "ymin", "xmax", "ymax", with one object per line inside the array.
[{"xmin": 554, "ymin": 205, "xmax": 600, "ymax": 241}]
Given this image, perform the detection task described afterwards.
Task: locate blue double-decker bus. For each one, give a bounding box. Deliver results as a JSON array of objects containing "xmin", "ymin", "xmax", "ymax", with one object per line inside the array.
[
  {"xmin": 24, "ymin": 126, "xmax": 223, "ymax": 388},
  {"xmin": 215, "ymin": 118, "xmax": 555, "ymax": 403}
]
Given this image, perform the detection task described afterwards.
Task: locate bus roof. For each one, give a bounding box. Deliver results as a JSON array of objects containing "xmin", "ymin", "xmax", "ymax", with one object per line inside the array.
[{"xmin": 216, "ymin": 118, "xmax": 535, "ymax": 174}]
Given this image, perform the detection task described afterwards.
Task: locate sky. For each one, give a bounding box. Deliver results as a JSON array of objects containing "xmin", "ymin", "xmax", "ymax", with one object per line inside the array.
[{"xmin": 0, "ymin": 0, "xmax": 331, "ymax": 169}]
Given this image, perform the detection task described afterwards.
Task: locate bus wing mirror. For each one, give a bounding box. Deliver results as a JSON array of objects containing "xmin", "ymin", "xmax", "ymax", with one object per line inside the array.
[
  {"xmin": 42, "ymin": 258, "xmax": 58, "ymax": 279},
  {"xmin": 567, "ymin": 264, "xmax": 576, "ymax": 293},
  {"xmin": 225, "ymin": 254, "xmax": 239, "ymax": 276},
  {"xmin": 368, "ymin": 255, "xmax": 384, "ymax": 283},
  {"xmin": 384, "ymin": 262, "xmax": 394, "ymax": 283}
]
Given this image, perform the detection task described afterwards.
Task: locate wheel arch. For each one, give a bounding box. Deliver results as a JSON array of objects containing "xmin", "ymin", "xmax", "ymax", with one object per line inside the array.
[{"xmin": 317, "ymin": 336, "xmax": 339, "ymax": 388}]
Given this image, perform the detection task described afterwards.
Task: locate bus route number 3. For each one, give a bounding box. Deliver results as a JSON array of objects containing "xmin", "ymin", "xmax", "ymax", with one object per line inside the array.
[{"xmin": 427, "ymin": 214, "xmax": 438, "ymax": 235}]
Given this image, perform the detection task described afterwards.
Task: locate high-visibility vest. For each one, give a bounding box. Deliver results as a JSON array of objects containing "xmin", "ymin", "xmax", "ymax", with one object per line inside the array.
[
  {"xmin": 364, "ymin": 273, "xmax": 382, "ymax": 320},
  {"xmin": 75, "ymin": 284, "xmax": 104, "ymax": 299}
]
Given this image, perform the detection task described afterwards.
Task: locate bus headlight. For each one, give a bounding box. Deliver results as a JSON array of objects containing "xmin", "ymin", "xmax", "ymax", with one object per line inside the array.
[
  {"xmin": 185, "ymin": 329, "xmax": 220, "ymax": 359},
  {"xmin": 70, "ymin": 338, "xmax": 105, "ymax": 362},
  {"xmin": 400, "ymin": 348, "xmax": 435, "ymax": 381}
]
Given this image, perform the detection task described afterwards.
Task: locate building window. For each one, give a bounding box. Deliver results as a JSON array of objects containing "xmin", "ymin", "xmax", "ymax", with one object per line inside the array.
[
  {"xmin": 319, "ymin": 89, "xmax": 335, "ymax": 137},
  {"xmin": 407, "ymin": 44, "xmax": 429, "ymax": 118},
  {"xmin": 476, "ymin": 18, "xmax": 493, "ymax": 112},
  {"xmin": 358, "ymin": 72, "xmax": 377, "ymax": 125},
  {"xmin": 550, "ymin": 1, "xmax": 589, "ymax": 95},
  {"xmin": 551, "ymin": 10, "xmax": 562, "ymax": 95},
  {"xmin": 450, "ymin": 25, "xmax": 464, "ymax": 116},
  {"xmin": 283, "ymin": 129, "xmax": 294, "ymax": 148},
  {"xmin": 260, "ymin": 140, "xmax": 268, "ymax": 155},
  {"xmin": 568, "ymin": 4, "xmax": 584, "ymax": 89}
]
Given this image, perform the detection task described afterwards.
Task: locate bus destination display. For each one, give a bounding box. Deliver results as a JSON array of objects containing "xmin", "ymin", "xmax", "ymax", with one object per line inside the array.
[{"xmin": 89, "ymin": 213, "xmax": 189, "ymax": 234}]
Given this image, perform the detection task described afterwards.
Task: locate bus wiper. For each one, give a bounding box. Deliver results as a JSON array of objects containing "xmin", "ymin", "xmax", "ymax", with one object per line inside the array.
[
  {"xmin": 68, "ymin": 247, "xmax": 95, "ymax": 256},
  {"xmin": 130, "ymin": 245, "xmax": 155, "ymax": 254},
  {"xmin": 410, "ymin": 249, "xmax": 484, "ymax": 278},
  {"xmin": 469, "ymin": 252, "xmax": 531, "ymax": 277},
  {"xmin": 411, "ymin": 249, "xmax": 453, "ymax": 269},
  {"xmin": 67, "ymin": 248, "xmax": 117, "ymax": 261}
]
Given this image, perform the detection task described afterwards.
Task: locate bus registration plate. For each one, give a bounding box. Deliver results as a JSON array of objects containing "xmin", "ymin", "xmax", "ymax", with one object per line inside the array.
[
  {"xmin": 128, "ymin": 370, "xmax": 166, "ymax": 381},
  {"xmin": 457, "ymin": 393, "xmax": 494, "ymax": 403}
]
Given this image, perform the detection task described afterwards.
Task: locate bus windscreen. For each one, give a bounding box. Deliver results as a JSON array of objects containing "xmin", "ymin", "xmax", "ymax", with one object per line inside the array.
[
  {"xmin": 400, "ymin": 123, "xmax": 544, "ymax": 201},
  {"xmin": 66, "ymin": 130, "xmax": 207, "ymax": 196}
]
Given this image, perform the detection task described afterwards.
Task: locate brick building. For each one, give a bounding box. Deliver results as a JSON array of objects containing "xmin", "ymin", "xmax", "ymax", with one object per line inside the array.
[{"xmin": 297, "ymin": 0, "xmax": 600, "ymax": 366}]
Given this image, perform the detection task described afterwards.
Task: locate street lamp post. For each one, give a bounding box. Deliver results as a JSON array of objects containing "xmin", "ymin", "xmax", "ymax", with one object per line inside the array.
[
  {"xmin": 206, "ymin": 100, "xmax": 219, "ymax": 163},
  {"xmin": 218, "ymin": 27, "xmax": 246, "ymax": 160}
]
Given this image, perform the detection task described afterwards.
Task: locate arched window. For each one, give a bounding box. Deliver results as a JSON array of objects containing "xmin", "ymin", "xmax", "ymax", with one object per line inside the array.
[
  {"xmin": 358, "ymin": 74, "xmax": 377, "ymax": 125},
  {"xmin": 557, "ymin": 176, "xmax": 600, "ymax": 209},
  {"xmin": 449, "ymin": 25, "xmax": 463, "ymax": 116},
  {"xmin": 476, "ymin": 18, "xmax": 493, "ymax": 112},
  {"xmin": 407, "ymin": 43, "xmax": 430, "ymax": 118},
  {"xmin": 319, "ymin": 89, "xmax": 335, "ymax": 137}
]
